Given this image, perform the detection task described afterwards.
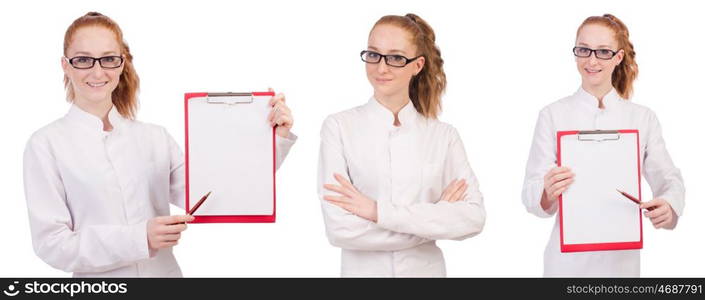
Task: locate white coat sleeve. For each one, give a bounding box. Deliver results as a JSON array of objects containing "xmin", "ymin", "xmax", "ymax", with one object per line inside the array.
[
  {"xmin": 23, "ymin": 134, "xmax": 150, "ymax": 273},
  {"xmin": 643, "ymin": 110, "xmax": 685, "ymax": 217},
  {"xmin": 166, "ymin": 130, "xmax": 185, "ymax": 210},
  {"xmin": 318, "ymin": 116, "xmax": 430, "ymax": 251},
  {"xmin": 522, "ymin": 107, "xmax": 558, "ymax": 218},
  {"xmin": 275, "ymin": 132, "xmax": 297, "ymax": 170},
  {"xmin": 375, "ymin": 127, "xmax": 486, "ymax": 241}
]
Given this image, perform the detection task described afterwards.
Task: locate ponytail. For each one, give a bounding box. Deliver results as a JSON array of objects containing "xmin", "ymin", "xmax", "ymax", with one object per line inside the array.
[
  {"xmin": 373, "ymin": 13, "xmax": 446, "ymax": 118},
  {"xmin": 63, "ymin": 12, "xmax": 140, "ymax": 119},
  {"xmin": 578, "ymin": 14, "xmax": 638, "ymax": 99}
]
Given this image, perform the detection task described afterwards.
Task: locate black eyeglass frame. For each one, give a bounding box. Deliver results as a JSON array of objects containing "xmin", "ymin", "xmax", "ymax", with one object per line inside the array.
[
  {"xmin": 360, "ymin": 50, "xmax": 423, "ymax": 67},
  {"xmin": 65, "ymin": 55, "xmax": 125, "ymax": 69},
  {"xmin": 572, "ymin": 47, "xmax": 620, "ymax": 60}
]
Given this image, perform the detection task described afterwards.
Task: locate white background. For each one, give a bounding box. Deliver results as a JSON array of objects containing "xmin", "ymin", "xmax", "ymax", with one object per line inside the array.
[{"xmin": 1, "ymin": 0, "xmax": 702, "ymax": 277}]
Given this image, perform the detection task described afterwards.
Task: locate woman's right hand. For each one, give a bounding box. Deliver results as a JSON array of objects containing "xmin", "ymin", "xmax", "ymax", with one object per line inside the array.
[
  {"xmin": 147, "ymin": 215, "xmax": 194, "ymax": 250},
  {"xmin": 440, "ymin": 179, "xmax": 468, "ymax": 203},
  {"xmin": 541, "ymin": 166, "xmax": 575, "ymax": 210}
]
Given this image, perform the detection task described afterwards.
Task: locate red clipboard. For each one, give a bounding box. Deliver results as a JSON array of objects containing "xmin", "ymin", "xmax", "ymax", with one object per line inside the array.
[
  {"xmin": 557, "ymin": 129, "xmax": 642, "ymax": 252},
  {"xmin": 184, "ymin": 91, "xmax": 276, "ymax": 223}
]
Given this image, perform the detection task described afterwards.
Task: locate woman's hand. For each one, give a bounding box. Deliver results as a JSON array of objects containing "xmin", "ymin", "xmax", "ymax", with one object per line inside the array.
[
  {"xmin": 323, "ymin": 173, "xmax": 378, "ymax": 222},
  {"xmin": 440, "ymin": 179, "xmax": 468, "ymax": 202},
  {"xmin": 541, "ymin": 166, "xmax": 574, "ymax": 211},
  {"xmin": 641, "ymin": 198, "xmax": 678, "ymax": 229},
  {"xmin": 146, "ymin": 215, "xmax": 194, "ymax": 251},
  {"xmin": 267, "ymin": 88, "xmax": 293, "ymax": 138}
]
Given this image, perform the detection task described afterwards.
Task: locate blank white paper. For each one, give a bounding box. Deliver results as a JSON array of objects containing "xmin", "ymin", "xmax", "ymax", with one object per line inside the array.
[
  {"xmin": 560, "ymin": 131, "xmax": 641, "ymax": 245},
  {"xmin": 187, "ymin": 95, "xmax": 274, "ymax": 215}
]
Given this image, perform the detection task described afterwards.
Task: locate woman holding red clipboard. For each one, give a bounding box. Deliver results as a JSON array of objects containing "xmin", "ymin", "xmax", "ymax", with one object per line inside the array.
[
  {"xmin": 22, "ymin": 12, "xmax": 296, "ymax": 277},
  {"xmin": 521, "ymin": 14, "xmax": 685, "ymax": 277}
]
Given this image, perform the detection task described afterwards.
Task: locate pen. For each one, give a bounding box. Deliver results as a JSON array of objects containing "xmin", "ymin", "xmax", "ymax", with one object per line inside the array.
[
  {"xmin": 188, "ymin": 191, "xmax": 212, "ymax": 216},
  {"xmin": 616, "ymin": 189, "xmax": 654, "ymax": 211}
]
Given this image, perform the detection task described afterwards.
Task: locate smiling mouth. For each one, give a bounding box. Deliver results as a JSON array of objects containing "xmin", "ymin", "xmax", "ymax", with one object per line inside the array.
[
  {"xmin": 585, "ymin": 68, "xmax": 602, "ymax": 74},
  {"xmin": 87, "ymin": 82, "xmax": 108, "ymax": 87}
]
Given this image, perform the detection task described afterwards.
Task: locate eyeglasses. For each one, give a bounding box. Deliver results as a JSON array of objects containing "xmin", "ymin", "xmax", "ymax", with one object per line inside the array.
[
  {"xmin": 572, "ymin": 47, "xmax": 619, "ymax": 60},
  {"xmin": 65, "ymin": 56, "xmax": 124, "ymax": 69},
  {"xmin": 360, "ymin": 50, "xmax": 422, "ymax": 67}
]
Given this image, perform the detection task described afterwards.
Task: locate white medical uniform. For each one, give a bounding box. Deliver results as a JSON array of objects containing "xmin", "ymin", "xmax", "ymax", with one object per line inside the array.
[
  {"xmin": 318, "ymin": 98, "xmax": 486, "ymax": 277},
  {"xmin": 23, "ymin": 104, "xmax": 296, "ymax": 277},
  {"xmin": 522, "ymin": 87, "xmax": 685, "ymax": 277}
]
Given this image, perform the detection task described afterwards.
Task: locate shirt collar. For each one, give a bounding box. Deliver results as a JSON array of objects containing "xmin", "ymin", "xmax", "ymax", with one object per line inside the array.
[
  {"xmin": 575, "ymin": 86, "xmax": 622, "ymax": 110},
  {"xmin": 363, "ymin": 97, "xmax": 421, "ymax": 128},
  {"xmin": 65, "ymin": 104, "xmax": 124, "ymax": 134}
]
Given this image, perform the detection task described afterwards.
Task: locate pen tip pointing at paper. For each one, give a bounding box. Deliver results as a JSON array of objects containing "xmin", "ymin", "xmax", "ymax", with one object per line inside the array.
[{"xmin": 187, "ymin": 191, "xmax": 213, "ymax": 217}]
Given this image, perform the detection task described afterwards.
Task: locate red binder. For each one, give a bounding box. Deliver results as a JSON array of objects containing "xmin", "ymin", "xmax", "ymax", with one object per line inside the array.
[
  {"xmin": 184, "ymin": 91, "xmax": 276, "ymax": 223},
  {"xmin": 557, "ymin": 129, "xmax": 642, "ymax": 252}
]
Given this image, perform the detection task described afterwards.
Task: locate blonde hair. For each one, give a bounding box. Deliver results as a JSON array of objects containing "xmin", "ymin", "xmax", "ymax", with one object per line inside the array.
[
  {"xmin": 578, "ymin": 14, "xmax": 638, "ymax": 99},
  {"xmin": 372, "ymin": 13, "xmax": 446, "ymax": 119},
  {"xmin": 63, "ymin": 12, "xmax": 140, "ymax": 119}
]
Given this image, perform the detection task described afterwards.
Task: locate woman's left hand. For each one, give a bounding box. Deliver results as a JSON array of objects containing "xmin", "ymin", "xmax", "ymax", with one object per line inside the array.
[
  {"xmin": 323, "ymin": 173, "xmax": 378, "ymax": 222},
  {"xmin": 267, "ymin": 88, "xmax": 293, "ymax": 138},
  {"xmin": 641, "ymin": 198, "xmax": 678, "ymax": 229}
]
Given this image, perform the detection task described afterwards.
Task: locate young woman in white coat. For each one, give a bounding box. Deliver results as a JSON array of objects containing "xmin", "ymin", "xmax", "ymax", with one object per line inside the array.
[
  {"xmin": 522, "ymin": 14, "xmax": 685, "ymax": 277},
  {"xmin": 318, "ymin": 13, "xmax": 486, "ymax": 277},
  {"xmin": 23, "ymin": 12, "xmax": 296, "ymax": 277}
]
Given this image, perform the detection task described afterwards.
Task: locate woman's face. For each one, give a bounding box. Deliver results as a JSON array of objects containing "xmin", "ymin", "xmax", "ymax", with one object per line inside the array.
[
  {"xmin": 62, "ymin": 26, "xmax": 124, "ymax": 106},
  {"xmin": 575, "ymin": 24, "xmax": 624, "ymax": 90},
  {"xmin": 366, "ymin": 24, "xmax": 425, "ymax": 100}
]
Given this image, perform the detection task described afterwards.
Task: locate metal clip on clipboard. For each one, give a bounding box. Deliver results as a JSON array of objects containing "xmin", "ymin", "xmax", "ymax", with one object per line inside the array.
[
  {"xmin": 577, "ymin": 130, "xmax": 620, "ymax": 142},
  {"xmin": 206, "ymin": 92, "xmax": 254, "ymax": 105}
]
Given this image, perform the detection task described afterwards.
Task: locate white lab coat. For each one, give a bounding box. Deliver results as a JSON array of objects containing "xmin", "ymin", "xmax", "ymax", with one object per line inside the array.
[
  {"xmin": 23, "ymin": 104, "xmax": 296, "ymax": 277},
  {"xmin": 522, "ymin": 87, "xmax": 685, "ymax": 277},
  {"xmin": 318, "ymin": 98, "xmax": 486, "ymax": 277}
]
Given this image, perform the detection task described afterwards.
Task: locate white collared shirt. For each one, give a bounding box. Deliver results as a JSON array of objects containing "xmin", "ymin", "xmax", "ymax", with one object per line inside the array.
[
  {"xmin": 522, "ymin": 87, "xmax": 685, "ymax": 277},
  {"xmin": 318, "ymin": 98, "xmax": 486, "ymax": 277},
  {"xmin": 23, "ymin": 104, "xmax": 296, "ymax": 277}
]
